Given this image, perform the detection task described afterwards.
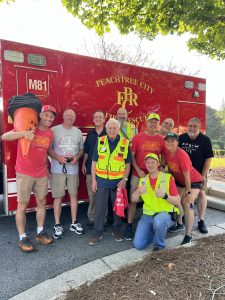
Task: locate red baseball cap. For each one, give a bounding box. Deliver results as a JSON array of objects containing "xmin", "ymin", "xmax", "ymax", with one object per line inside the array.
[{"xmin": 41, "ymin": 105, "xmax": 56, "ymax": 116}]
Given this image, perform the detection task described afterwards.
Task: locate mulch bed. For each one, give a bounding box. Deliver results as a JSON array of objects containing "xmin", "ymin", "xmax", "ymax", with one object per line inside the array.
[
  {"xmin": 210, "ymin": 168, "xmax": 225, "ymax": 182},
  {"xmin": 65, "ymin": 234, "xmax": 225, "ymax": 300}
]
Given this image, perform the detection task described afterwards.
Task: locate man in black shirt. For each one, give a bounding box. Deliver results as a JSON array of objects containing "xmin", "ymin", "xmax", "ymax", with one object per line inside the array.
[
  {"xmin": 82, "ymin": 110, "xmax": 106, "ymax": 228},
  {"xmin": 179, "ymin": 117, "xmax": 213, "ymax": 234}
]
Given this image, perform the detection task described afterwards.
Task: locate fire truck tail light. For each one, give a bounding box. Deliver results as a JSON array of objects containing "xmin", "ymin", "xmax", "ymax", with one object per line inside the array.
[
  {"xmin": 27, "ymin": 54, "xmax": 46, "ymax": 66},
  {"xmin": 184, "ymin": 81, "xmax": 194, "ymax": 89},
  {"xmin": 198, "ymin": 83, "xmax": 206, "ymax": 91},
  {"xmin": 4, "ymin": 50, "xmax": 24, "ymax": 63}
]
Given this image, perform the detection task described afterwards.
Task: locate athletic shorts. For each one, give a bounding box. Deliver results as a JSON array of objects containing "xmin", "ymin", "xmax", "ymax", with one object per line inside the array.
[
  {"xmin": 16, "ymin": 172, "xmax": 48, "ymax": 203},
  {"xmin": 130, "ymin": 175, "xmax": 143, "ymax": 202},
  {"xmin": 50, "ymin": 173, "xmax": 79, "ymax": 198},
  {"xmin": 176, "ymin": 181, "xmax": 202, "ymax": 190}
]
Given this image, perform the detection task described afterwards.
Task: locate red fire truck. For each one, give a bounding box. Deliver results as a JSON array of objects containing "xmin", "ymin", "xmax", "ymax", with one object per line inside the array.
[{"xmin": 0, "ymin": 39, "xmax": 206, "ymax": 216}]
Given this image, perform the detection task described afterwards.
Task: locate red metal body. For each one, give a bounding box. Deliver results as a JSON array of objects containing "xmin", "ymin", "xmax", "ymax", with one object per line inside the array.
[{"xmin": 0, "ymin": 39, "xmax": 206, "ymax": 215}]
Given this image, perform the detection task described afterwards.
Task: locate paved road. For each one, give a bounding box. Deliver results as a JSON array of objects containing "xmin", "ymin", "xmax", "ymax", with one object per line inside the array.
[{"xmin": 1, "ymin": 204, "xmax": 225, "ymax": 300}]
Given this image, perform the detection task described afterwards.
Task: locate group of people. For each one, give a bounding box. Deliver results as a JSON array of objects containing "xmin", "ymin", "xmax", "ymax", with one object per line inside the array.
[{"xmin": 2, "ymin": 105, "xmax": 213, "ymax": 253}]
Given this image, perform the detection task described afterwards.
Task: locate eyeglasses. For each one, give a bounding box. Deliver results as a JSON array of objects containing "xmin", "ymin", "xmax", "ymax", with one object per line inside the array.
[{"xmin": 164, "ymin": 122, "xmax": 173, "ymax": 127}]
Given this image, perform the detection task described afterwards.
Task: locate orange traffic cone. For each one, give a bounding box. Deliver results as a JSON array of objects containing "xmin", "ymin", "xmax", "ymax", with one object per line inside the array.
[{"xmin": 13, "ymin": 107, "xmax": 38, "ymax": 156}]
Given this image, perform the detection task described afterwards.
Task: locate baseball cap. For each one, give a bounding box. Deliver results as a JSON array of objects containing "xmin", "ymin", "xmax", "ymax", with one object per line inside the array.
[
  {"xmin": 164, "ymin": 132, "xmax": 179, "ymax": 141},
  {"xmin": 145, "ymin": 153, "xmax": 159, "ymax": 162},
  {"xmin": 147, "ymin": 113, "xmax": 160, "ymax": 121},
  {"xmin": 41, "ymin": 105, "xmax": 56, "ymax": 116}
]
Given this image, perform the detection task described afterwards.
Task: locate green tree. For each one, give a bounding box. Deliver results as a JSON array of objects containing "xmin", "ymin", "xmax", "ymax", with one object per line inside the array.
[
  {"xmin": 206, "ymin": 105, "xmax": 225, "ymax": 140},
  {"xmin": 62, "ymin": 0, "xmax": 225, "ymax": 60},
  {"xmin": 217, "ymin": 99, "xmax": 225, "ymax": 125}
]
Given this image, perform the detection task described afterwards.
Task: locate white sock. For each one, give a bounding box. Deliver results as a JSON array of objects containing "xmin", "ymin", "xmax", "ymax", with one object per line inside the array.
[
  {"xmin": 19, "ymin": 233, "xmax": 26, "ymax": 241},
  {"xmin": 37, "ymin": 227, "xmax": 44, "ymax": 234}
]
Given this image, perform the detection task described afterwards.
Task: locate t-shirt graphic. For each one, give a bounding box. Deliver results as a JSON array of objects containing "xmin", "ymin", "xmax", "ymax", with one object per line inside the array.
[{"xmin": 58, "ymin": 135, "xmax": 79, "ymax": 156}]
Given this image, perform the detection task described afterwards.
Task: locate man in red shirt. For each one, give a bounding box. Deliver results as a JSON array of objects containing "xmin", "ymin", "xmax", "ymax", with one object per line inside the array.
[
  {"xmin": 124, "ymin": 113, "xmax": 166, "ymax": 240},
  {"xmin": 2, "ymin": 105, "xmax": 56, "ymax": 252},
  {"xmin": 164, "ymin": 132, "xmax": 203, "ymax": 245}
]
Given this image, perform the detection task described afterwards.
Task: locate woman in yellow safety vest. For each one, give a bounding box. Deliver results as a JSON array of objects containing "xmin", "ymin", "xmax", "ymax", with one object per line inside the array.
[{"xmin": 132, "ymin": 153, "xmax": 183, "ymax": 251}]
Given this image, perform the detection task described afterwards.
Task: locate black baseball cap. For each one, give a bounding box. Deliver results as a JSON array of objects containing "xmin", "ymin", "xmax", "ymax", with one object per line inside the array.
[{"xmin": 164, "ymin": 132, "xmax": 179, "ymax": 141}]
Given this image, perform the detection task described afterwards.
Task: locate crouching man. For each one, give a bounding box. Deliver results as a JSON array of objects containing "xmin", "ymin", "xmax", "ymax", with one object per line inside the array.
[{"xmin": 133, "ymin": 153, "xmax": 182, "ymax": 251}]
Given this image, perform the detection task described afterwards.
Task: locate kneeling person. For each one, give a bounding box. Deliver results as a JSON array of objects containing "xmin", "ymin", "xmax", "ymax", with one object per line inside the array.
[{"xmin": 133, "ymin": 153, "xmax": 182, "ymax": 251}]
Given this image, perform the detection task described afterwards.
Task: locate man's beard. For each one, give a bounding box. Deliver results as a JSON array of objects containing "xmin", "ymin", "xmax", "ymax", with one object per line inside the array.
[
  {"xmin": 188, "ymin": 131, "xmax": 198, "ymax": 139},
  {"xmin": 118, "ymin": 119, "xmax": 126, "ymax": 127}
]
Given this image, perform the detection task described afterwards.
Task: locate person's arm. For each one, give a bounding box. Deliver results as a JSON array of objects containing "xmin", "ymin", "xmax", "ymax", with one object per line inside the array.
[
  {"xmin": 131, "ymin": 151, "xmax": 146, "ymax": 178},
  {"xmin": 2, "ymin": 130, "xmax": 34, "ymax": 141},
  {"xmin": 117, "ymin": 163, "xmax": 131, "ymax": 189},
  {"xmin": 132, "ymin": 182, "xmax": 147, "ymax": 202},
  {"xmin": 201, "ymin": 158, "xmax": 212, "ymax": 177},
  {"xmin": 71, "ymin": 149, "xmax": 84, "ymax": 165},
  {"xmin": 48, "ymin": 147, "xmax": 66, "ymax": 164},
  {"xmin": 91, "ymin": 161, "xmax": 97, "ymax": 192},
  {"xmin": 183, "ymin": 170, "xmax": 191, "ymax": 193},
  {"xmin": 82, "ymin": 153, "xmax": 88, "ymax": 175}
]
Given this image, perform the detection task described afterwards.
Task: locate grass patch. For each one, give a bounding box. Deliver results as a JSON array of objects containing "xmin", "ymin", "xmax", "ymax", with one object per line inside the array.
[{"xmin": 211, "ymin": 157, "xmax": 225, "ymax": 169}]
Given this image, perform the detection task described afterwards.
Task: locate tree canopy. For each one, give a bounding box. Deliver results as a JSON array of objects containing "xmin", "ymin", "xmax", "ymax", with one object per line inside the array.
[{"xmin": 62, "ymin": 0, "xmax": 225, "ymax": 60}]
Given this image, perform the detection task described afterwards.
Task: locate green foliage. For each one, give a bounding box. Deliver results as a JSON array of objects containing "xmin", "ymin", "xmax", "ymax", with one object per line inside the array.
[
  {"xmin": 212, "ymin": 140, "xmax": 225, "ymax": 150},
  {"xmin": 206, "ymin": 105, "xmax": 225, "ymax": 141},
  {"xmin": 0, "ymin": 0, "xmax": 14, "ymax": 3},
  {"xmin": 217, "ymin": 99, "xmax": 225, "ymax": 125},
  {"xmin": 62, "ymin": 0, "xmax": 225, "ymax": 59}
]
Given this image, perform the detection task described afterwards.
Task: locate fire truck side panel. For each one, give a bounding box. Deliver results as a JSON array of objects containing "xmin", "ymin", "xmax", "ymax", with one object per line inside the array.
[{"xmin": 0, "ymin": 39, "xmax": 206, "ymax": 215}]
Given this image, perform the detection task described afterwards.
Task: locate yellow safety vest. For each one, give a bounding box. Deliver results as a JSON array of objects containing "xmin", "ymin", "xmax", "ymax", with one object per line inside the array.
[
  {"xmin": 96, "ymin": 135, "xmax": 129, "ymax": 180},
  {"xmin": 119, "ymin": 122, "xmax": 137, "ymax": 141},
  {"xmin": 139, "ymin": 172, "xmax": 180, "ymax": 216}
]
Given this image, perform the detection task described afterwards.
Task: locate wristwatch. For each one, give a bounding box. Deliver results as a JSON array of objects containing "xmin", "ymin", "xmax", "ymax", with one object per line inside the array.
[{"xmin": 163, "ymin": 193, "xmax": 168, "ymax": 200}]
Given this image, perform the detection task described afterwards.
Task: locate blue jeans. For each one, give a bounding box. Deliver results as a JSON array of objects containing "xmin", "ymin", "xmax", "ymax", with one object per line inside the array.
[{"xmin": 133, "ymin": 213, "xmax": 173, "ymax": 250}]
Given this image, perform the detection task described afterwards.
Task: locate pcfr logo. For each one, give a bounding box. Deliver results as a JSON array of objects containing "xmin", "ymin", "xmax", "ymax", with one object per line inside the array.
[{"xmin": 117, "ymin": 87, "xmax": 138, "ymax": 109}]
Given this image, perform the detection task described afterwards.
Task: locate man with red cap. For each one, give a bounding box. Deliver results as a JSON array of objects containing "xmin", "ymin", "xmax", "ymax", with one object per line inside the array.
[{"xmin": 2, "ymin": 104, "xmax": 56, "ymax": 252}]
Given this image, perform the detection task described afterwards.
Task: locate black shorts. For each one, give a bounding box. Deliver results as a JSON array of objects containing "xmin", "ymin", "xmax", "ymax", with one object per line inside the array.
[{"xmin": 175, "ymin": 181, "xmax": 202, "ymax": 190}]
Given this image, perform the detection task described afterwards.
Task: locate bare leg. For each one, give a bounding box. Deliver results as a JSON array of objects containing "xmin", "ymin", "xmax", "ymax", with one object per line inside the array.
[
  {"xmin": 16, "ymin": 202, "xmax": 28, "ymax": 235},
  {"xmin": 183, "ymin": 189, "xmax": 200, "ymax": 235},
  {"xmin": 53, "ymin": 197, "xmax": 63, "ymax": 224},
  {"xmin": 36, "ymin": 197, "xmax": 46, "ymax": 228},
  {"xmin": 127, "ymin": 202, "xmax": 137, "ymax": 224},
  {"xmin": 70, "ymin": 194, "xmax": 78, "ymax": 223},
  {"xmin": 197, "ymin": 190, "xmax": 207, "ymax": 220}
]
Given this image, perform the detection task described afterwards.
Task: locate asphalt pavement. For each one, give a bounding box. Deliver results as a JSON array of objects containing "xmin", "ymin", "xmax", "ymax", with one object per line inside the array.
[{"xmin": 1, "ymin": 203, "xmax": 225, "ymax": 300}]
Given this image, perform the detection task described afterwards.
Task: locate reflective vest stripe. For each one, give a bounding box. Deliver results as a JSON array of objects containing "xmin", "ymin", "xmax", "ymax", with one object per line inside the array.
[
  {"xmin": 99, "ymin": 155, "xmax": 105, "ymax": 159},
  {"xmin": 96, "ymin": 170, "xmax": 125, "ymax": 176},
  {"xmin": 114, "ymin": 156, "xmax": 124, "ymax": 162}
]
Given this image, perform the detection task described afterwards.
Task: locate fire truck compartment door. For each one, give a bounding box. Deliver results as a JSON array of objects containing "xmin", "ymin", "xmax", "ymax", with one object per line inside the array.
[
  {"xmin": 15, "ymin": 66, "xmax": 58, "ymax": 104},
  {"xmin": 178, "ymin": 101, "xmax": 206, "ymax": 134}
]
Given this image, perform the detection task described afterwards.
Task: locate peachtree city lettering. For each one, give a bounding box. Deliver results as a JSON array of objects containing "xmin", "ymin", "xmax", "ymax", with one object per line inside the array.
[{"xmin": 96, "ymin": 76, "xmax": 153, "ymax": 93}]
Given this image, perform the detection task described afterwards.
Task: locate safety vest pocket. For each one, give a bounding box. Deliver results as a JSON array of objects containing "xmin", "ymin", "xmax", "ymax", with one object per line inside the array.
[{"xmin": 97, "ymin": 162, "xmax": 108, "ymax": 170}]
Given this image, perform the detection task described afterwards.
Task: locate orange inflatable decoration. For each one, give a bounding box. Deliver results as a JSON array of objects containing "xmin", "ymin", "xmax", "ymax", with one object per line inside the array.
[{"xmin": 13, "ymin": 107, "xmax": 38, "ymax": 157}]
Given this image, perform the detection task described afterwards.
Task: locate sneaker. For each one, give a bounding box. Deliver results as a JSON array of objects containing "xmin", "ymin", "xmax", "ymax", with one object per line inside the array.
[
  {"xmin": 168, "ymin": 223, "xmax": 184, "ymax": 233},
  {"xmin": 198, "ymin": 220, "xmax": 208, "ymax": 234},
  {"xmin": 35, "ymin": 231, "xmax": 53, "ymax": 245},
  {"xmin": 124, "ymin": 227, "xmax": 134, "ymax": 241},
  {"xmin": 181, "ymin": 234, "xmax": 193, "ymax": 245},
  {"xmin": 70, "ymin": 221, "xmax": 84, "ymax": 235},
  {"xmin": 153, "ymin": 246, "xmax": 162, "ymax": 252},
  {"xmin": 53, "ymin": 224, "xmax": 64, "ymax": 239},
  {"xmin": 18, "ymin": 237, "xmax": 35, "ymax": 253},
  {"xmin": 86, "ymin": 222, "xmax": 94, "ymax": 230},
  {"xmin": 112, "ymin": 230, "xmax": 124, "ymax": 242},
  {"xmin": 88, "ymin": 234, "xmax": 103, "ymax": 246}
]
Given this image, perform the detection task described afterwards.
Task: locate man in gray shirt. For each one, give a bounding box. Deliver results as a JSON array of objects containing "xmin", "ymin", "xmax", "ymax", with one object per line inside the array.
[{"xmin": 49, "ymin": 109, "xmax": 84, "ymax": 239}]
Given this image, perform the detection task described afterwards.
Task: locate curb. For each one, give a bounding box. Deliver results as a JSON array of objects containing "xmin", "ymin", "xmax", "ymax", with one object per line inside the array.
[{"xmin": 9, "ymin": 223, "xmax": 225, "ymax": 300}]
